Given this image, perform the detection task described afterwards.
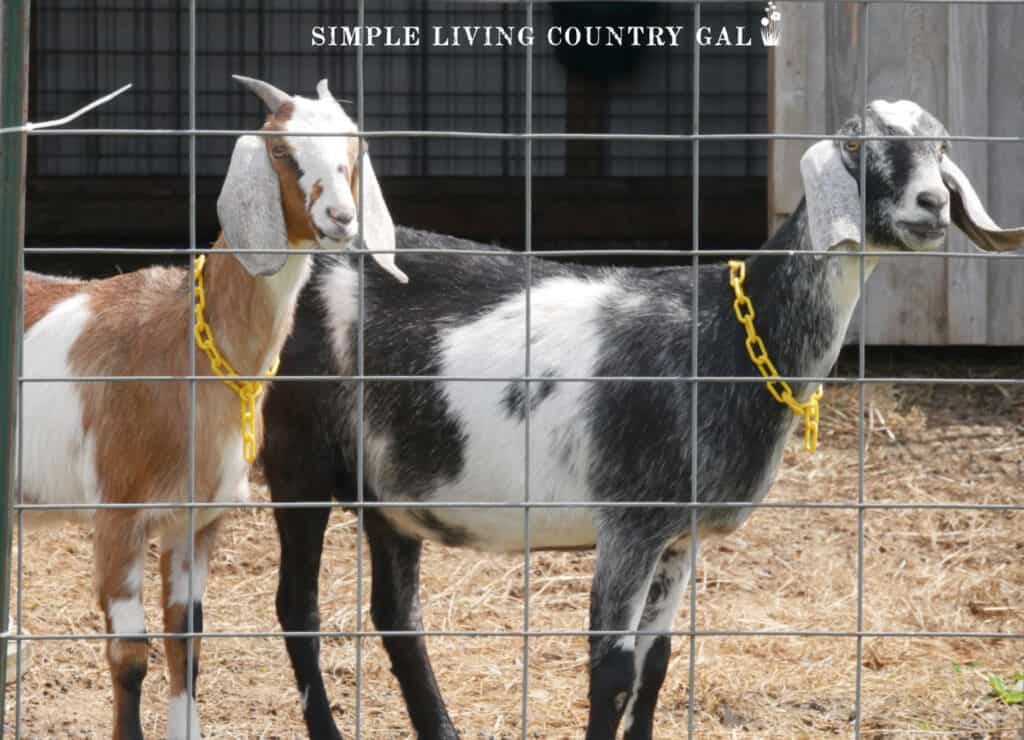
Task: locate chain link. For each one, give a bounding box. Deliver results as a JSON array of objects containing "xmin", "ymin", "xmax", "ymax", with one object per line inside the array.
[
  {"xmin": 728, "ymin": 260, "xmax": 824, "ymax": 452},
  {"xmin": 193, "ymin": 255, "xmax": 280, "ymax": 463}
]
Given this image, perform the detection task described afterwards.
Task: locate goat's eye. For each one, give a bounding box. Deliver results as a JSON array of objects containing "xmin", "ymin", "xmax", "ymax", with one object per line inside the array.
[
  {"xmin": 939, "ymin": 143, "xmax": 948, "ymax": 157},
  {"xmin": 337, "ymin": 164, "xmax": 347, "ymax": 175},
  {"xmin": 844, "ymin": 141, "xmax": 861, "ymax": 155},
  {"xmin": 270, "ymin": 144, "xmax": 289, "ymax": 159}
]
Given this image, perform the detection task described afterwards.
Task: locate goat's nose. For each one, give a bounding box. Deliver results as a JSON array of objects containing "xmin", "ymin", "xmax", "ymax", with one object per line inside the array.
[
  {"xmin": 326, "ymin": 206, "xmax": 353, "ymax": 226},
  {"xmin": 916, "ymin": 189, "xmax": 948, "ymax": 214}
]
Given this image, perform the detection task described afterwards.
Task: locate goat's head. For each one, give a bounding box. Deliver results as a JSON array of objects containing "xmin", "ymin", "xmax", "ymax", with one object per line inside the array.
[
  {"xmin": 800, "ymin": 99, "xmax": 1024, "ymax": 255},
  {"xmin": 217, "ymin": 75, "xmax": 407, "ymax": 282}
]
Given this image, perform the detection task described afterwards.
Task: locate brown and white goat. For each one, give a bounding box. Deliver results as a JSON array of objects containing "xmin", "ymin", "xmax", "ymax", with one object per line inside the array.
[{"xmin": 20, "ymin": 75, "xmax": 405, "ymax": 740}]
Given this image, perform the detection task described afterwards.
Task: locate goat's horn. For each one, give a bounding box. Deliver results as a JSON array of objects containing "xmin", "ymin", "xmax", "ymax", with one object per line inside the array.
[
  {"xmin": 233, "ymin": 75, "xmax": 291, "ymax": 113},
  {"xmin": 316, "ymin": 79, "xmax": 332, "ymax": 101}
]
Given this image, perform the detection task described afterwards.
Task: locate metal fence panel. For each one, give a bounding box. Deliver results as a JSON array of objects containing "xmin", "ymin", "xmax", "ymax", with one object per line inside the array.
[{"xmin": 3, "ymin": 1, "xmax": 1023, "ymax": 738}]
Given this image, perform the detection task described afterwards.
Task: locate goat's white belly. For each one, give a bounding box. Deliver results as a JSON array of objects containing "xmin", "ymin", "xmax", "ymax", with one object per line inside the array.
[{"xmin": 20, "ymin": 295, "xmax": 99, "ymax": 525}]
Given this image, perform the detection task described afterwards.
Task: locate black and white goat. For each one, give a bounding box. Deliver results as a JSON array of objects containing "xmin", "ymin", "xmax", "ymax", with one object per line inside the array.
[{"xmin": 260, "ymin": 100, "xmax": 1023, "ymax": 740}]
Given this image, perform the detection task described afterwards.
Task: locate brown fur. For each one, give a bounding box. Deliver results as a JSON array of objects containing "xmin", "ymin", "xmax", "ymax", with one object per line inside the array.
[
  {"xmin": 24, "ymin": 273, "xmax": 88, "ymax": 331},
  {"xmin": 307, "ymin": 179, "xmax": 324, "ymax": 215},
  {"xmin": 32, "ymin": 243, "xmax": 303, "ymax": 736},
  {"xmin": 64, "ymin": 244, "xmax": 293, "ymax": 512},
  {"xmin": 263, "ymin": 103, "xmax": 319, "ymax": 243},
  {"xmin": 21, "ymin": 90, "xmax": 354, "ymax": 735}
]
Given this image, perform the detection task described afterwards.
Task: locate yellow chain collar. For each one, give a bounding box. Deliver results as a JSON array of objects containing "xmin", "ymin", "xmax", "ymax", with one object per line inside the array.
[
  {"xmin": 193, "ymin": 255, "xmax": 280, "ymax": 463},
  {"xmin": 727, "ymin": 260, "xmax": 823, "ymax": 452}
]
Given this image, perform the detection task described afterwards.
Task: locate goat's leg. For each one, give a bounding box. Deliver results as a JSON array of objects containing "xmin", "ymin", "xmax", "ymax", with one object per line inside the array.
[
  {"xmin": 621, "ymin": 545, "xmax": 692, "ymax": 740},
  {"xmin": 585, "ymin": 532, "xmax": 665, "ymax": 740},
  {"xmin": 160, "ymin": 520, "xmax": 219, "ymax": 740},
  {"xmin": 95, "ymin": 515, "xmax": 149, "ymax": 740},
  {"xmin": 274, "ymin": 504, "xmax": 339, "ymax": 740},
  {"xmin": 365, "ymin": 513, "xmax": 457, "ymax": 739}
]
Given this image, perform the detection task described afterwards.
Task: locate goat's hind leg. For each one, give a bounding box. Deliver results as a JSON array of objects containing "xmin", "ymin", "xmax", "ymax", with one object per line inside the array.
[
  {"xmin": 160, "ymin": 521, "xmax": 219, "ymax": 740},
  {"xmin": 621, "ymin": 545, "xmax": 692, "ymax": 740},
  {"xmin": 95, "ymin": 514, "xmax": 149, "ymax": 740},
  {"xmin": 585, "ymin": 529, "xmax": 667, "ymax": 740},
  {"xmin": 365, "ymin": 513, "xmax": 457, "ymax": 740}
]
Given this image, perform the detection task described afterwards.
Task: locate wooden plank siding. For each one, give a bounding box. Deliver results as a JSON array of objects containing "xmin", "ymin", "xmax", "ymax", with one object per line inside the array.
[{"xmin": 771, "ymin": 2, "xmax": 1024, "ymax": 346}]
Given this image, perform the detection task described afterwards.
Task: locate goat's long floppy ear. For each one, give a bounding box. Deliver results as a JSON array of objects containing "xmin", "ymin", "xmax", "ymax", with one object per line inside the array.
[
  {"xmin": 941, "ymin": 157, "xmax": 1024, "ymax": 253},
  {"xmin": 800, "ymin": 140, "xmax": 862, "ymax": 255},
  {"xmin": 218, "ymin": 135, "xmax": 289, "ymax": 276},
  {"xmin": 354, "ymin": 146, "xmax": 409, "ymax": 283}
]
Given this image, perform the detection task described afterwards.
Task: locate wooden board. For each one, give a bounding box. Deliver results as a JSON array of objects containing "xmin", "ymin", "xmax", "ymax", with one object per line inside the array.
[{"xmin": 772, "ymin": 2, "xmax": 1024, "ymax": 345}]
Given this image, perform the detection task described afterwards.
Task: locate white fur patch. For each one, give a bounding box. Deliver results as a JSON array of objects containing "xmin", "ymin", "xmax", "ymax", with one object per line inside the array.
[
  {"xmin": 817, "ymin": 255, "xmax": 878, "ymax": 381},
  {"xmin": 167, "ymin": 692, "xmax": 201, "ymax": 740},
  {"xmin": 123, "ymin": 559, "xmax": 144, "ymax": 595},
  {"xmin": 318, "ymin": 262, "xmax": 360, "ymax": 370},
  {"xmin": 871, "ymin": 100, "xmax": 923, "ymax": 133},
  {"xmin": 376, "ymin": 276, "xmax": 618, "ymax": 552},
  {"xmin": 214, "ymin": 432, "xmax": 251, "ymax": 507},
  {"xmin": 260, "ymin": 250, "xmax": 314, "ymax": 362},
  {"xmin": 108, "ymin": 597, "xmax": 146, "ymax": 636},
  {"xmin": 21, "ymin": 294, "xmax": 98, "ymax": 523},
  {"xmin": 168, "ymin": 548, "xmax": 209, "ymax": 608},
  {"xmin": 287, "ymin": 95, "xmax": 360, "ymax": 244}
]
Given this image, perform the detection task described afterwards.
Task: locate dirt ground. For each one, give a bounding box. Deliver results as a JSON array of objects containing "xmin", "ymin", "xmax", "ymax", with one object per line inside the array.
[{"xmin": 4, "ymin": 350, "xmax": 1023, "ymax": 738}]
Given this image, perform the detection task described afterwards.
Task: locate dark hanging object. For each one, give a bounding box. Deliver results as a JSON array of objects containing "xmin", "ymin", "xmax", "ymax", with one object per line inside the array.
[{"xmin": 549, "ymin": 2, "xmax": 665, "ymax": 80}]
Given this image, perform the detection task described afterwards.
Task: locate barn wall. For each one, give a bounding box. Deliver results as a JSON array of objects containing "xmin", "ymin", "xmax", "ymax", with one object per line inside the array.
[{"xmin": 771, "ymin": 2, "xmax": 1024, "ymax": 346}]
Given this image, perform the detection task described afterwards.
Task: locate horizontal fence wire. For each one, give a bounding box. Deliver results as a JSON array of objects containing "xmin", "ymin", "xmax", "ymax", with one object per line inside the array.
[
  {"xmin": 20, "ymin": 247, "xmax": 1024, "ymax": 259},
  {"xmin": 5, "ymin": 628, "xmax": 1024, "ymax": 642},
  {"xmin": 16, "ymin": 375, "xmax": 1024, "ymax": 384},
  {"xmin": 9, "ymin": 0, "xmax": 1024, "ymax": 737},
  {"xmin": 10, "ymin": 501, "xmax": 1024, "ymax": 513},
  {"xmin": 19, "ymin": 129, "xmax": 1024, "ymax": 141}
]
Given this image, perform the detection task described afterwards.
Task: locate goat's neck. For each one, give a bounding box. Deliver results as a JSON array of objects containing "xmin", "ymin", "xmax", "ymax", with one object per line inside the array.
[
  {"xmin": 750, "ymin": 200, "xmax": 879, "ymax": 315},
  {"xmin": 740, "ymin": 201, "xmax": 879, "ymax": 387},
  {"xmin": 199, "ymin": 234, "xmax": 313, "ymax": 377}
]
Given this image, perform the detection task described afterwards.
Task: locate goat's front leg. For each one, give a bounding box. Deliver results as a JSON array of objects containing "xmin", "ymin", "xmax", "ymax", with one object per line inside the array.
[
  {"xmin": 585, "ymin": 528, "xmax": 666, "ymax": 740},
  {"xmin": 365, "ymin": 513, "xmax": 457, "ymax": 740},
  {"xmin": 621, "ymin": 545, "xmax": 692, "ymax": 740},
  {"xmin": 160, "ymin": 520, "xmax": 219, "ymax": 740},
  {"xmin": 274, "ymin": 504, "xmax": 339, "ymax": 740},
  {"xmin": 96, "ymin": 513, "xmax": 149, "ymax": 740}
]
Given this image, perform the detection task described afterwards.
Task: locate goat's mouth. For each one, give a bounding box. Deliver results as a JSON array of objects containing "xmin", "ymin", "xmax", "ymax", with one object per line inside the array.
[
  {"xmin": 898, "ymin": 220, "xmax": 948, "ymax": 245},
  {"xmin": 314, "ymin": 222, "xmax": 357, "ymax": 246}
]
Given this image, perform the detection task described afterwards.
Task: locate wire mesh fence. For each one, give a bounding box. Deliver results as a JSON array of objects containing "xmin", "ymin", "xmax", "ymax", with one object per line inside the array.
[{"xmin": 3, "ymin": 0, "xmax": 1023, "ymax": 738}]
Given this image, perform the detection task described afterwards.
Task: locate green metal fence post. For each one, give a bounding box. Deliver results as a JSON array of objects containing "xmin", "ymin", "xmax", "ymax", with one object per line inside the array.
[{"xmin": 0, "ymin": 0, "xmax": 31, "ymax": 727}]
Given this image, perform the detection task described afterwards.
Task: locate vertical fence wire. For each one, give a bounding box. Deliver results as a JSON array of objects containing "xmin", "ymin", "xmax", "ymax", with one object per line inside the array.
[
  {"xmin": 355, "ymin": 0, "xmax": 368, "ymax": 734},
  {"xmin": 521, "ymin": 1, "xmax": 534, "ymax": 737},
  {"xmin": 0, "ymin": 1, "xmax": 32, "ymax": 734},
  {"xmin": 185, "ymin": 2, "xmax": 199, "ymax": 739},
  {"xmin": 686, "ymin": 3, "xmax": 701, "ymax": 738},
  {"xmin": 6, "ymin": 0, "xmax": 31, "ymax": 732},
  {"xmin": 854, "ymin": 3, "xmax": 871, "ymax": 735}
]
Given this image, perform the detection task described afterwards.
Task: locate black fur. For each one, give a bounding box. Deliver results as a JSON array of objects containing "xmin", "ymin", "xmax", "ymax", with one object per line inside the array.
[
  {"xmin": 622, "ymin": 636, "xmax": 671, "ymax": 740},
  {"xmin": 501, "ymin": 369, "xmax": 558, "ymax": 421},
  {"xmin": 586, "ymin": 643, "xmax": 636, "ymax": 740}
]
